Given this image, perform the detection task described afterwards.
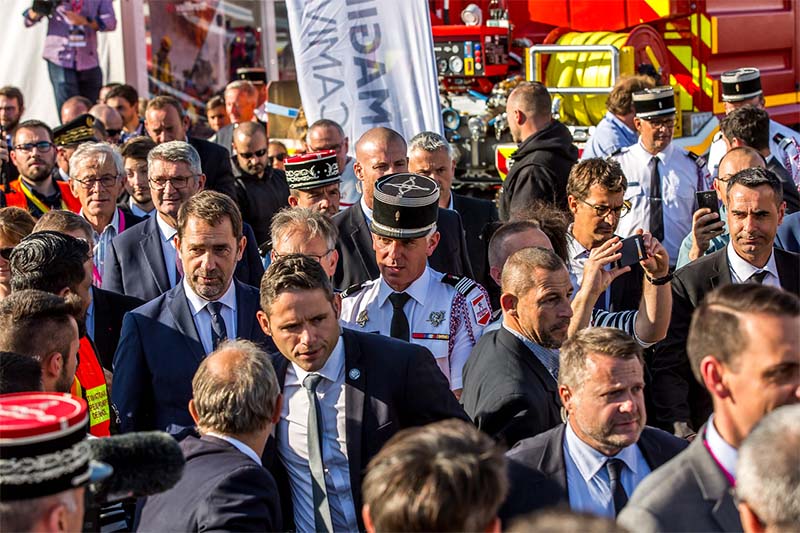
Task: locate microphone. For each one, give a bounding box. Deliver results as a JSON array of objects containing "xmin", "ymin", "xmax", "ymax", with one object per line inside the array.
[{"xmin": 87, "ymin": 431, "xmax": 185, "ymax": 503}]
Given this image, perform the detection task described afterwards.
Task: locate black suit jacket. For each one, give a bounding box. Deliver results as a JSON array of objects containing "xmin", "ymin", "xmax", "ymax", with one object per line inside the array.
[
  {"xmin": 501, "ymin": 424, "xmax": 688, "ymax": 521},
  {"xmin": 138, "ymin": 434, "xmax": 281, "ymax": 532},
  {"xmin": 188, "ymin": 136, "xmax": 238, "ymax": 199},
  {"xmin": 264, "ymin": 328, "xmax": 469, "ymax": 530},
  {"xmin": 452, "ymin": 193, "xmax": 498, "ymax": 290},
  {"xmin": 652, "ymin": 246, "xmax": 800, "ymax": 430},
  {"xmin": 332, "ymin": 202, "xmax": 474, "ymax": 290},
  {"xmin": 112, "ymin": 280, "xmax": 274, "ymax": 434},
  {"xmin": 461, "ymin": 327, "xmax": 563, "ymax": 448},
  {"xmin": 117, "ymin": 205, "xmax": 145, "ymax": 231},
  {"xmin": 90, "ymin": 286, "xmax": 144, "ymax": 371},
  {"xmin": 103, "ymin": 215, "xmax": 264, "ymax": 302}
]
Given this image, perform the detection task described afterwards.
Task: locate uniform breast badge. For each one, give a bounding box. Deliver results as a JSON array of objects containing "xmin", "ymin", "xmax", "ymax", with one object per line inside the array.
[
  {"xmin": 356, "ymin": 310, "xmax": 369, "ymax": 327},
  {"xmin": 428, "ymin": 311, "xmax": 445, "ymax": 327}
]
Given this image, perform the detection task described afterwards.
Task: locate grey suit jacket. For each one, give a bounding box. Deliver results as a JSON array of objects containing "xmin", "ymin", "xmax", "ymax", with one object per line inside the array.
[{"xmin": 617, "ymin": 430, "xmax": 742, "ymax": 533}]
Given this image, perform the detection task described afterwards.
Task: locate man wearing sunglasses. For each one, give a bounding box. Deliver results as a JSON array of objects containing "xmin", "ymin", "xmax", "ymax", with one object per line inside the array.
[
  {"xmin": 611, "ymin": 87, "xmax": 711, "ymax": 269},
  {"xmin": 3, "ymin": 120, "xmax": 81, "ymax": 216}
]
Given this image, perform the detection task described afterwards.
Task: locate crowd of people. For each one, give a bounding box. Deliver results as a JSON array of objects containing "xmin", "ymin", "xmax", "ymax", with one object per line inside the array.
[{"xmin": 0, "ymin": 61, "xmax": 798, "ymax": 533}]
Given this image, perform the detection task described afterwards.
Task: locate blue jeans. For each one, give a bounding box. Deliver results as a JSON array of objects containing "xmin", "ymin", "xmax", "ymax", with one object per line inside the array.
[{"xmin": 47, "ymin": 61, "xmax": 102, "ymax": 120}]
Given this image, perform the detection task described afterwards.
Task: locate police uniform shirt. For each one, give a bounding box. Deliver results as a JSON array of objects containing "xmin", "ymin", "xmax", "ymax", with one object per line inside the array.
[
  {"xmin": 581, "ymin": 111, "xmax": 639, "ymax": 160},
  {"xmin": 612, "ymin": 140, "xmax": 710, "ymax": 265},
  {"xmin": 339, "ymin": 266, "xmax": 491, "ymax": 390},
  {"xmin": 707, "ymin": 119, "xmax": 800, "ymax": 183}
]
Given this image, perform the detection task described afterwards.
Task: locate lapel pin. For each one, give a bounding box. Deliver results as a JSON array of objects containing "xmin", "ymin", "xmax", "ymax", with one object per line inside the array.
[
  {"xmin": 428, "ymin": 311, "xmax": 445, "ymax": 327},
  {"xmin": 348, "ymin": 368, "xmax": 361, "ymax": 380}
]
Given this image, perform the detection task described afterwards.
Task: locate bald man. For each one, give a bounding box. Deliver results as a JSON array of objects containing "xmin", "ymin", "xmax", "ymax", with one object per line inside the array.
[
  {"xmin": 60, "ymin": 95, "xmax": 92, "ymax": 124},
  {"xmin": 89, "ymin": 104, "xmax": 124, "ymax": 144},
  {"xmin": 676, "ymin": 146, "xmax": 766, "ymax": 267},
  {"xmin": 332, "ymin": 127, "xmax": 473, "ymax": 290}
]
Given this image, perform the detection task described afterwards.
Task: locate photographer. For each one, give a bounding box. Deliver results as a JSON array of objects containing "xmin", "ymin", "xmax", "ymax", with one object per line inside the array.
[{"xmin": 23, "ymin": 0, "xmax": 116, "ymax": 116}]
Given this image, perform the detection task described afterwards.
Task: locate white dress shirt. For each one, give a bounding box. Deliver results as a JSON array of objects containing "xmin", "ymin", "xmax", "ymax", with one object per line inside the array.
[
  {"xmin": 612, "ymin": 140, "xmax": 710, "ymax": 265},
  {"xmin": 84, "ymin": 206, "xmax": 120, "ymax": 287},
  {"xmin": 566, "ymin": 228, "xmax": 612, "ymax": 310},
  {"xmin": 183, "ymin": 278, "xmax": 237, "ymax": 355},
  {"xmin": 205, "ymin": 432, "xmax": 261, "ymax": 466},
  {"xmin": 704, "ymin": 414, "xmax": 738, "ymax": 480},
  {"xmin": 156, "ymin": 213, "xmax": 180, "ymax": 288},
  {"xmin": 563, "ymin": 421, "xmax": 651, "ymax": 518},
  {"xmin": 726, "ymin": 242, "xmax": 781, "ymax": 288},
  {"xmin": 128, "ymin": 197, "xmax": 154, "ymax": 218},
  {"xmin": 277, "ymin": 336, "xmax": 359, "ymax": 533},
  {"xmin": 359, "ymin": 195, "xmax": 373, "ymax": 224}
]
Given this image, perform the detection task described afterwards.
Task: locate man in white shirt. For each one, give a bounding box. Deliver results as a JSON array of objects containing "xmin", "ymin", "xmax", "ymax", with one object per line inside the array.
[{"xmin": 620, "ymin": 284, "xmax": 800, "ymax": 532}]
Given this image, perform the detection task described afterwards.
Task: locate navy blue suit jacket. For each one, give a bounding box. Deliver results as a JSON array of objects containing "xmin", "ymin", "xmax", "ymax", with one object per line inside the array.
[
  {"xmin": 138, "ymin": 434, "xmax": 281, "ymax": 532},
  {"xmin": 103, "ymin": 214, "xmax": 264, "ymax": 302},
  {"xmin": 777, "ymin": 211, "xmax": 800, "ymax": 253},
  {"xmin": 111, "ymin": 280, "xmax": 274, "ymax": 434}
]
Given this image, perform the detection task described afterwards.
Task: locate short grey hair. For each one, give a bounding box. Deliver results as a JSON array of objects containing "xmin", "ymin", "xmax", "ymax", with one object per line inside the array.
[
  {"xmin": 225, "ymin": 80, "xmax": 257, "ymax": 98},
  {"xmin": 191, "ymin": 339, "xmax": 280, "ymax": 435},
  {"xmin": 408, "ymin": 130, "xmax": 454, "ymax": 159},
  {"xmin": 270, "ymin": 207, "xmax": 339, "ymax": 251},
  {"xmin": 737, "ymin": 405, "xmax": 800, "ymax": 529},
  {"xmin": 559, "ymin": 327, "xmax": 643, "ymax": 391},
  {"xmin": 148, "ymin": 140, "xmax": 202, "ymax": 176},
  {"xmin": 501, "ymin": 246, "xmax": 565, "ymax": 297},
  {"xmin": 69, "ymin": 142, "xmax": 124, "ymax": 180}
]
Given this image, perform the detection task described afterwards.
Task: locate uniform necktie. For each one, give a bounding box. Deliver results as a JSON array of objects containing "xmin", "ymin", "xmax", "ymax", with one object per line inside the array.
[
  {"xmin": 388, "ymin": 292, "xmax": 411, "ymax": 341},
  {"xmin": 648, "ymin": 156, "xmax": 664, "ymax": 242},
  {"xmin": 748, "ymin": 270, "xmax": 768, "ymax": 284},
  {"xmin": 207, "ymin": 302, "xmax": 227, "ymax": 350},
  {"xmin": 606, "ymin": 458, "xmax": 628, "ymax": 516},
  {"xmin": 304, "ymin": 373, "xmax": 334, "ymax": 533}
]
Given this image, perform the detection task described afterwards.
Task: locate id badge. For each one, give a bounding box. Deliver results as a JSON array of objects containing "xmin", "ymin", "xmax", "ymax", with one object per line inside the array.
[{"xmin": 67, "ymin": 25, "xmax": 87, "ymax": 47}]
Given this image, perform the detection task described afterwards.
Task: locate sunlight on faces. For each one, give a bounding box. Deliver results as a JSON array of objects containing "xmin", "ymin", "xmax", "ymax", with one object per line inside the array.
[
  {"xmin": 176, "ymin": 216, "xmax": 245, "ymax": 301},
  {"xmin": 124, "ymin": 158, "xmax": 151, "ymax": 204},
  {"xmin": 55, "ymin": 317, "xmax": 81, "ymax": 394},
  {"xmin": 635, "ymin": 115, "xmax": 675, "ymax": 154},
  {"xmin": 257, "ymin": 288, "xmax": 341, "ymax": 373},
  {"xmin": 70, "ymin": 156, "xmax": 123, "ymax": 220},
  {"xmin": 225, "ymin": 88, "xmax": 257, "ymax": 123},
  {"xmin": 149, "ymin": 159, "xmax": 205, "ymax": 223},
  {"xmin": 106, "ymin": 96, "xmax": 137, "ymax": 128},
  {"xmin": 715, "ymin": 152, "xmax": 765, "ymax": 207},
  {"xmin": 272, "ymin": 233, "xmax": 338, "ymax": 278},
  {"xmin": 727, "ymin": 184, "xmax": 784, "ymax": 263},
  {"xmin": 307, "ymin": 125, "xmax": 348, "ymax": 172},
  {"xmin": 233, "ymin": 130, "xmax": 268, "ymax": 176},
  {"xmin": 145, "ymin": 106, "xmax": 187, "ymax": 144},
  {"xmin": 408, "ymin": 148, "xmax": 456, "ymax": 202},
  {"xmin": 206, "ymin": 105, "xmax": 229, "ymax": 132},
  {"xmin": 0, "ymin": 95, "xmax": 22, "ymax": 130},
  {"xmin": 568, "ymin": 184, "xmax": 626, "ymax": 248},
  {"xmin": 354, "ymin": 139, "xmax": 407, "ymax": 207},
  {"xmin": 288, "ymin": 184, "xmax": 341, "ymax": 216},
  {"xmin": 11, "ymin": 127, "xmax": 56, "ymax": 182},
  {"xmin": 507, "ymin": 267, "xmax": 573, "ymax": 349},
  {"xmin": 373, "ymin": 232, "xmax": 439, "ymax": 292}
]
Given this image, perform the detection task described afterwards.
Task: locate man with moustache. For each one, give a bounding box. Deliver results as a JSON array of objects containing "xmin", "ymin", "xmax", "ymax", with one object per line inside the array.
[
  {"xmin": 112, "ymin": 191, "xmax": 273, "ymax": 434},
  {"xmin": 284, "ymin": 150, "xmax": 342, "ymax": 217},
  {"xmin": 503, "ymin": 328, "xmax": 687, "ymax": 520},
  {"xmin": 2, "ymin": 120, "xmax": 81, "ymax": 215},
  {"xmin": 230, "ymin": 121, "xmax": 289, "ymax": 250},
  {"xmin": 0, "ymin": 86, "xmax": 24, "ymax": 183}
]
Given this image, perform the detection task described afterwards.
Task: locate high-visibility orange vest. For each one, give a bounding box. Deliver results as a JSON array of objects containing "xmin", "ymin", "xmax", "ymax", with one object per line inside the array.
[
  {"xmin": 3, "ymin": 178, "xmax": 81, "ymax": 214},
  {"xmin": 71, "ymin": 337, "xmax": 111, "ymax": 437}
]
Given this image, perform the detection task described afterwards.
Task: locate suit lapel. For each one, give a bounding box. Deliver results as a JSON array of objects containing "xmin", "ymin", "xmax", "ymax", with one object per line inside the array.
[
  {"xmin": 540, "ymin": 425, "xmax": 568, "ymax": 492},
  {"xmin": 775, "ymin": 248, "xmax": 800, "ymax": 295},
  {"xmin": 165, "ymin": 283, "xmax": 205, "ymax": 363},
  {"xmin": 350, "ymin": 205, "xmax": 379, "ymax": 279},
  {"xmin": 498, "ymin": 328, "xmax": 559, "ymax": 398},
  {"xmin": 342, "ymin": 330, "xmax": 366, "ymax": 505},
  {"xmin": 709, "ymin": 249, "xmax": 733, "ymax": 289},
  {"xmin": 637, "ymin": 427, "xmax": 674, "ymax": 470},
  {"xmin": 234, "ymin": 280, "xmax": 256, "ymax": 339},
  {"xmin": 689, "ymin": 434, "xmax": 741, "ymax": 531},
  {"xmin": 139, "ymin": 216, "xmax": 171, "ymax": 294}
]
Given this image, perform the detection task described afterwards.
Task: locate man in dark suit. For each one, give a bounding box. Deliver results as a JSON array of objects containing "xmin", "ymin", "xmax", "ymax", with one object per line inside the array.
[
  {"xmin": 138, "ymin": 339, "xmax": 282, "ymax": 532},
  {"xmin": 651, "ymin": 167, "xmax": 800, "ymax": 435},
  {"xmin": 461, "ymin": 247, "xmax": 571, "ymax": 448},
  {"xmin": 104, "ymin": 140, "xmax": 263, "ymax": 301},
  {"xmin": 619, "ymin": 284, "xmax": 800, "ymax": 532},
  {"xmin": 332, "ymin": 127, "xmax": 473, "ymax": 291},
  {"xmin": 256, "ymin": 255, "xmax": 468, "ymax": 532},
  {"xmin": 408, "ymin": 131, "xmax": 498, "ymax": 289},
  {"xmin": 503, "ymin": 328, "xmax": 687, "ymax": 521},
  {"xmin": 776, "ymin": 211, "xmax": 800, "ymax": 252},
  {"xmin": 144, "ymin": 95, "xmax": 237, "ymax": 199},
  {"xmin": 113, "ymin": 191, "xmax": 273, "ymax": 434}
]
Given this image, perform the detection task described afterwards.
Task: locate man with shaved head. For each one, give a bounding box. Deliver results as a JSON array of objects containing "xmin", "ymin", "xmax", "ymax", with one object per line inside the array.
[
  {"xmin": 676, "ymin": 146, "xmax": 766, "ymax": 267},
  {"xmin": 61, "ymin": 95, "xmax": 93, "ymax": 124},
  {"xmin": 332, "ymin": 126, "xmax": 473, "ymax": 290},
  {"xmin": 89, "ymin": 104, "xmax": 124, "ymax": 144}
]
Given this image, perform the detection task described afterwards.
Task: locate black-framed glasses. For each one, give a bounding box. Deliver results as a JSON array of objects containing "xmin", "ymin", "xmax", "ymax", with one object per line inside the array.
[
  {"xmin": 579, "ymin": 198, "xmax": 631, "ymax": 218},
  {"xmin": 73, "ymin": 174, "xmax": 120, "ymax": 190},
  {"xmin": 268, "ymin": 153, "xmax": 286, "ymax": 163},
  {"xmin": 149, "ymin": 175, "xmax": 197, "ymax": 190},
  {"xmin": 239, "ymin": 148, "xmax": 268, "ymax": 160},
  {"xmin": 13, "ymin": 141, "xmax": 55, "ymax": 153},
  {"xmin": 0, "ymin": 247, "xmax": 14, "ymax": 261},
  {"xmin": 273, "ymin": 249, "xmax": 333, "ymax": 262},
  {"xmin": 645, "ymin": 117, "xmax": 676, "ymax": 129}
]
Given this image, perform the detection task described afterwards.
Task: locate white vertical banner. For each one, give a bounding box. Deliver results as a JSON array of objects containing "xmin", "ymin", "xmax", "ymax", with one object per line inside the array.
[{"xmin": 285, "ymin": 0, "xmax": 443, "ymax": 144}]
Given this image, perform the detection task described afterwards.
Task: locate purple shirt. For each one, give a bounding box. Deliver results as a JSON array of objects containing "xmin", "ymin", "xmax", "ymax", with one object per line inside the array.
[{"xmin": 24, "ymin": 0, "xmax": 116, "ymax": 71}]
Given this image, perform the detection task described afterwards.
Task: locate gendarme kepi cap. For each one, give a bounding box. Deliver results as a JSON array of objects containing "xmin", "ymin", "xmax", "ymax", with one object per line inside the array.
[
  {"xmin": 284, "ymin": 150, "xmax": 340, "ymax": 191},
  {"xmin": 370, "ymin": 173, "xmax": 439, "ymax": 239},
  {"xmin": 633, "ymin": 86, "xmax": 676, "ymax": 119},
  {"xmin": 720, "ymin": 68, "xmax": 762, "ymax": 102}
]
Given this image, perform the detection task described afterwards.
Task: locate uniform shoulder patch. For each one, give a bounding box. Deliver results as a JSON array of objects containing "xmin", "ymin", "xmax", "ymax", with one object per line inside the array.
[
  {"xmin": 773, "ymin": 132, "xmax": 793, "ymax": 151},
  {"xmin": 686, "ymin": 150, "xmax": 707, "ymax": 168},
  {"xmin": 441, "ymin": 273, "xmax": 478, "ymax": 296},
  {"xmin": 607, "ymin": 146, "xmax": 628, "ymax": 159},
  {"xmin": 341, "ymin": 281, "xmax": 368, "ymax": 298}
]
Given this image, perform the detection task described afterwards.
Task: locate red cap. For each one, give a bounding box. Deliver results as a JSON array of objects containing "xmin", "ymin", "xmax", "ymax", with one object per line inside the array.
[
  {"xmin": 0, "ymin": 392, "xmax": 87, "ymax": 442},
  {"xmin": 284, "ymin": 149, "xmax": 337, "ymax": 165}
]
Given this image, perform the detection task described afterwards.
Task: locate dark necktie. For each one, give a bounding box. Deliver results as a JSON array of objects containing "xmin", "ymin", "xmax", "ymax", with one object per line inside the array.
[
  {"xmin": 748, "ymin": 270, "xmax": 768, "ymax": 284},
  {"xmin": 648, "ymin": 156, "xmax": 664, "ymax": 242},
  {"xmin": 303, "ymin": 373, "xmax": 334, "ymax": 533},
  {"xmin": 388, "ymin": 292, "xmax": 411, "ymax": 341},
  {"xmin": 606, "ymin": 458, "xmax": 628, "ymax": 516},
  {"xmin": 207, "ymin": 302, "xmax": 228, "ymax": 350}
]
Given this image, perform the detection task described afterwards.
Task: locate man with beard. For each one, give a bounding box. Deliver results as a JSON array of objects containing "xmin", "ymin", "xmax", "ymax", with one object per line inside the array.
[
  {"xmin": 113, "ymin": 191, "xmax": 274, "ymax": 434},
  {"xmin": 284, "ymin": 150, "xmax": 341, "ymax": 217},
  {"xmin": 502, "ymin": 328, "xmax": 687, "ymax": 520},
  {"xmin": 0, "ymin": 86, "xmax": 24, "ymax": 183},
  {"xmin": 119, "ymin": 136, "xmax": 156, "ymax": 217},
  {"xmin": 651, "ymin": 166, "xmax": 800, "ymax": 437},
  {"xmin": 230, "ymin": 121, "xmax": 289, "ymax": 250},
  {"xmin": 461, "ymin": 247, "xmax": 573, "ymax": 448},
  {"xmin": 2, "ymin": 120, "xmax": 81, "ymax": 215}
]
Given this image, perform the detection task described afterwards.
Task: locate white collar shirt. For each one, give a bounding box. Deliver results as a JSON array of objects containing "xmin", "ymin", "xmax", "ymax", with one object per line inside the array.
[
  {"xmin": 183, "ymin": 277, "xmax": 237, "ymax": 355},
  {"xmin": 205, "ymin": 432, "xmax": 261, "ymax": 466},
  {"xmin": 128, "ymin": 197, "xmax": 154, "ymax": 218},
  {"xmin": 563, "ymin": 421, "xmax": 650, "ymax": 517},
  {"xmin": 83, "ymin": 206, "xmax": 120, "ymax": 287},
  {"xmin": 359, "ymin": 196, "xmax": 373, "ymax": 225},
  {"xmin": 726, "ymin": 241, "xmax": 780, "ymax": 287},
  {"xmin": 566, "ymin": 228, "xmax": 612, "ymax": 309},
  {"xmin": 156, "ymin": 213, "xmax": 179, "ymax": 287},
  {"xmin": 704, "ymin": 414, "xmax": 739, "ymax": 481},
  {"xmin": 277, "ymin": 335, "xmax": 358, "ymax": 533}
]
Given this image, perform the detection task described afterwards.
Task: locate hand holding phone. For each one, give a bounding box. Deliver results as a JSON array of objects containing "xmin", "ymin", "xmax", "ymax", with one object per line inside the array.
[{"xmin": 612, "ymin": 234, "xmax": 646, "ymax": 270}]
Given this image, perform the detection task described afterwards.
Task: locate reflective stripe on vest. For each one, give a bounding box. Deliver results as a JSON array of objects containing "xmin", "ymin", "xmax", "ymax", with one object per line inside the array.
[{"xmin": 71, "ymin": 337, "xmax": 111, "ymax": 437}]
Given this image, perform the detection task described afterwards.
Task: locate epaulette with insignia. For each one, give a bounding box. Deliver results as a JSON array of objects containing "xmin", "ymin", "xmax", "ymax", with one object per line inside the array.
[
  {"xmin": 341, "ymin": 281, "xmax": 368, "ymax": 298},
  {"xmin": 441, "ymin": 273, "xmax": 479, "ymax": 296},
  {"xmin": 607, "ymin": 146, "xmax": 627, "ymax": 159},
  {"xmin": 773, "ymin": 132, "xmax": 792, "ymax": 150},
  {"xmin": 687, "ymin": 151, "xmax": 708, "ymax": 168}
]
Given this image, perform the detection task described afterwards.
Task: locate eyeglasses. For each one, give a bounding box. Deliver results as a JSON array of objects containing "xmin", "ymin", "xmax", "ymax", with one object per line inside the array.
[
  {"xmin": 579, "ymin": 198, "xmax": 631, "ymax": 218},
  {"xmin": 149, "ymin": 175, "xmax": 197, "ymax": 190},
  {"xmin": 273, "ymin": 249, "xmax": 333, "ymax": 262},
  {"xmin": 268, "ymin": 153, "xmax": 286, "ymax": 163},
  {"xmin": 239, "ymin": 148, "xmax": 268, "ymax": 160},
  {"xmin": 13, "ymin": 141, "xmax": 55, "ymax": 153},
  {"xmin": 0, "ymin": 247, "xmax": 14, "ymax": 261},
  {"xmin": 73, "ymin": 174, "xmax": 120, "ymax": 190},
  {"xmin": 645, "ymin": 117, "xmax": 676, "ymax": 129}
]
